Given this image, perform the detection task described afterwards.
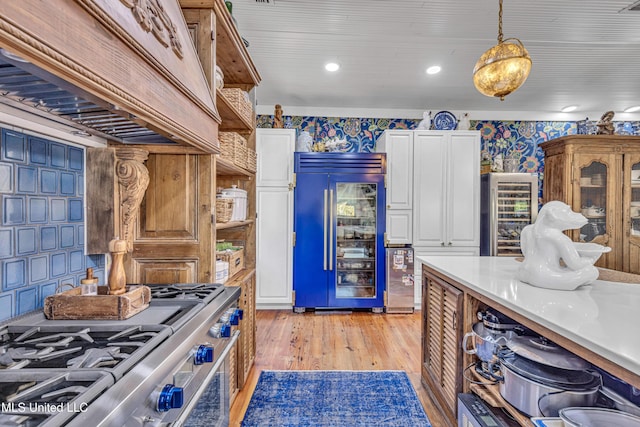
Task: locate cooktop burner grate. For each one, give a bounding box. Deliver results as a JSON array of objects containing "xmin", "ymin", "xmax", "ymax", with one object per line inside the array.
[
  {"xmin": 147, "ymin": 283, "xmax": 225, "ymax": 303},
  {"xmin": 0, "ymin": 325, "xmax": 170, "ymax": 373},
  {"xmin": 0, "ymin": 370, "xmax": 114, "ymax": 427}
]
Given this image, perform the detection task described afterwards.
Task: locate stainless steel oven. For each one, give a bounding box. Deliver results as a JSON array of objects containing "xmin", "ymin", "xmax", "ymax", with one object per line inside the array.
[
  {"xmin": 0, "ymin": 284, "xmax": 241, "ymax": 427},
  {"xmin": 66, "ymin": 286, "xmax": 241, "ymax": 427}
]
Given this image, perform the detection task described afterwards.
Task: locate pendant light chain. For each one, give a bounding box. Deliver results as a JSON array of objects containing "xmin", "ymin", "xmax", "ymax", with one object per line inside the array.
[{"xmin": 497, "ymin": 0, "xmax": 504, "ymax": 44}]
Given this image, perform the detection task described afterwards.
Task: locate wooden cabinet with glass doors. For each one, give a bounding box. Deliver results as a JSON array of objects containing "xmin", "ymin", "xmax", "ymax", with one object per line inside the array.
[{"xmin": 541, "ymin": 135, "xmax": 640, "ymax": 273}]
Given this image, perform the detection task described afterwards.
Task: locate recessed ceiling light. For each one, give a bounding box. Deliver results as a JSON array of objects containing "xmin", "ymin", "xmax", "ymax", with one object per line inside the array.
[
  {"xmin": 624, "ymin": 105, "xmax": 640, "ymax": 113},
  {"xmin": 325, "ymin": 62, "xmax": 340, "ymax": 72},
  {"xmin": 561, "ymin": 105, "xmax": 578, "ymax": 113},
  {"xmin": 426, "ymin": 66, "xmax": 441, "ymax": 75}
]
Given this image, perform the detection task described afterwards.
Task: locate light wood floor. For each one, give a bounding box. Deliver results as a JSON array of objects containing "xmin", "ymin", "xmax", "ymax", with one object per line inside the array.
[{"xmin": 229, "ymin": 309, "xmax": 447, "ymax": 426}]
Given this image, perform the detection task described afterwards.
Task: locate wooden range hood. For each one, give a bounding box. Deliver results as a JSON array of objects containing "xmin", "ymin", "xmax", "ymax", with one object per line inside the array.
[{"xmin": 0, "ymin": 0, "xmax": 220, "ymax": 152}]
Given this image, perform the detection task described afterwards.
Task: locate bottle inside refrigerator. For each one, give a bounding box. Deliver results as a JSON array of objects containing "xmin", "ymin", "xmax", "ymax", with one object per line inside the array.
[{"xmin": 480, "ymin": 173, "xmax": 539, "ymax": 256}]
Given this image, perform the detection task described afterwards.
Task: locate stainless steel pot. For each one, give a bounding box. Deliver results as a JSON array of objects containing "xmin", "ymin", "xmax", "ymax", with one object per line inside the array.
[
  {"xmin": 462, "ymin": 322, "xmax": 511, "ymax": 364},
  {"xmin": 498, "ymin": 352, "xmax": 601, "ymax": 417}
]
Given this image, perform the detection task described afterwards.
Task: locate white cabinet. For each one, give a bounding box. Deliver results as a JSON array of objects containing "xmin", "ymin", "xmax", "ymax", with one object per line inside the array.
[
  {"xmin": 377, "ymin": 130, "xmax": 480, "ymax": 307},
  {"xmin": 413, "ymin": 246, "xmax": 480, "ymax": 302},
  {"xmin": 256, "ymin": 129, "xmax": 295, "ymax": 308},
  {"xmin": 413, "ymin": 131, "xmax": 480, "ymax": 248},
  {"xmin": 385, "ymin": 210, "xmax": 412, "ymax": 245},
  {"xmin": 256, "ymin": 187, "xmax": 293, "ymax": 306},
  {"xmin": 376, "ymin": 130, "xmax": 414, "ymax": 245},
  {"xmin": 376, "ymin": 130, "xmax": 413, "ymax": 209},
  {"xmin": 256, "ymin": 129, "xmax": 296, "ymax": 187}
]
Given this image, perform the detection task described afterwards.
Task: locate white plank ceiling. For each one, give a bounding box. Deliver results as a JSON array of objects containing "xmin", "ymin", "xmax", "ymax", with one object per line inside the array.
[{"xmin": 231, "ymin": 0, "xmax": 640, "ymax": 115}]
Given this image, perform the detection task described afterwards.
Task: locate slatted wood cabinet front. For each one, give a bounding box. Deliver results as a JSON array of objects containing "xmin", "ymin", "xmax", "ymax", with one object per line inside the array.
[{"xmin": 421, "ymin": 270, "xmax": 464, "ymax": 427}]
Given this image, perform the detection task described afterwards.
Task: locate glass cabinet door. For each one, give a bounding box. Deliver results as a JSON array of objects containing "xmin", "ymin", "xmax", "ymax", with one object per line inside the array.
[
  {"xmin": 495, "ymin": 181, "xmax": 535, "ymax": 256},
  {"xmin": 335, "ymin": 182, "xmax": 377, "ymax": 299},
  {"xmin": 578, "ymin": 162, "xmax": 608, "ymax": 243}
]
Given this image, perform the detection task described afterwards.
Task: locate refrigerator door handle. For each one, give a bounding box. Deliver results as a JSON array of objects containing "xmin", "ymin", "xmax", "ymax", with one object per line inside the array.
[
  {"xmin": 329, "ymin": 189, "xmax": 334, "ymax": 270},
  {"xmin": 323, "ymin": 189, "xmax": 328, "ymax": 270}
]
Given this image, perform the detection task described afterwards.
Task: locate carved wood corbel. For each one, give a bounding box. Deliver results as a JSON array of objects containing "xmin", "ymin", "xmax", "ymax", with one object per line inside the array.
[{"xmin": 114, "ymin": 147, "xmax": 150, "ymax": 252}]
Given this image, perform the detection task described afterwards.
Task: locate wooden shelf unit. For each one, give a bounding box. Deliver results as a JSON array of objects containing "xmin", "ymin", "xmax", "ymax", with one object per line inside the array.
[
  {"xmin": 217, "ymin": 91, "xmax": 254, "ymax": 133},
  {"xmin": 216, "ymin": 156, "xmax": 252, "ymax": 176},
  {"xmin": 216, "ymin": 219, "xmax": 254, "ymax": 230}
]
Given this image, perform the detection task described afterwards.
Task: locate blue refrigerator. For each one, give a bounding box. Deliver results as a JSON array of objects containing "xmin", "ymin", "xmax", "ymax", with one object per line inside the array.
[{"xmin": 293, "ymin": 152, "xmax": 386, "ymax": 311}]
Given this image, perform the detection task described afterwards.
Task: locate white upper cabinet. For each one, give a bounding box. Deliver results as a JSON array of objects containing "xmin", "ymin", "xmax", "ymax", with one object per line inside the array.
[
  {"xmin": 256, "ymin": 128, "xmax": 295, "ymax": 187},
  {"xmin": 376, "ymin": 130, "xmax": 413, "ymax": 210},
  {"xmin": 413, "ymin": 131, "xmax": 480, "ymax": 248}
]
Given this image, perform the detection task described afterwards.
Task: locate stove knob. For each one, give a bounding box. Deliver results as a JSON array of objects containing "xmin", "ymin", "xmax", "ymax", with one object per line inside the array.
[
  {"xmin": 236, "ymin": 308, "xmax": 244, "ymax": 320},
  {"xmin": 220, "ymin": 313, "xmax": 231, "ymax": 323},
  {"xmin": 209, "ymin": 323, "xmax": 231, "ymax": 338},
  {"xmin": 220, "ymin": 323, "xmax": 231, "ymax": 338},
  {"xmin": 157, "ymin": 384, "xmax": 183, "ymax": 412},
  {"xmin": 194, "ymin": 345, "xmax": 214, "ymax": 365},
  {"xmin": 230, "ymin": 313, "xmax": 239, "ymax": 325},
  {"xmin": 209, "ymin": 323, "xmax": 222, "ymax": 338}
]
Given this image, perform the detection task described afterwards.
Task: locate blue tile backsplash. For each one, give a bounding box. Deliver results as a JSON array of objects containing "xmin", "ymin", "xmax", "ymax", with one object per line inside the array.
[{"xmin": 0, "ymin": 128, "xmax": 105, "ymax": 320}]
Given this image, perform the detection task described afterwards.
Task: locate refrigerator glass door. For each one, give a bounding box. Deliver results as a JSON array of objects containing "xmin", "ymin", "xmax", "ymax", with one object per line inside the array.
[
  {"xmin": 330, "ymin": 175, "xmax": 385, "ymax": 307},
  {"xmin": 494, "ymin": 181, "xmax": 535, "ymax": 256}
]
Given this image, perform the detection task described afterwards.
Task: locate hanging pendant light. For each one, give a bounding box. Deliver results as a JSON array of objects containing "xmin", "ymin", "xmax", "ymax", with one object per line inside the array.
[{"xmin": 473, "ymin": 0, "xmax": 531, "ymax": 101}]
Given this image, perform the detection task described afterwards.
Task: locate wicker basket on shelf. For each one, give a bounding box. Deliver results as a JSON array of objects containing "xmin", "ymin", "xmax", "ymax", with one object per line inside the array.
[
  {"xmin": 220, "ymin": 88, "xmax": 253, "ymax": 124},
  {"xmin": 215, "ymin": 198, "xmax": 234, "ymax": 223},
  {"xmin": 246, "ymin": 148, "xmax": 257, "ymax": 173},
  {"xmin": 219, "ymin": 132, "xmax": 248, "ymax": 169},
  {"xmin": 217, "ymin": 246, "xmax": 245, "ymax": 278}
]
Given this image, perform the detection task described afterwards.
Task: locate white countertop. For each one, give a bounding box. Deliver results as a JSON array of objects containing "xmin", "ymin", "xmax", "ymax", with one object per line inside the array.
[{"xmin": 417, "ymin": 255, "xmax": 640, "ymax": 384}]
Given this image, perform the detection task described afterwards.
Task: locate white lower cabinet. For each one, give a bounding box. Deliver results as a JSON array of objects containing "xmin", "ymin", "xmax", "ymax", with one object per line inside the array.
[
  {"xmin": 412, "ymin": 247, "xmax": 480, "ymax": 304},
  {"xmin": 256, "ymin": 187, "xmax": 293, "ymax": 307},
  {"xmin": 385, "ymin": 209, "xmax": 412, "ymax": 245}
]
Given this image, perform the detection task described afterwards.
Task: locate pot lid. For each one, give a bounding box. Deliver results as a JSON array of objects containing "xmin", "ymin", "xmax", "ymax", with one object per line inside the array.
[
  {"xmin": 472, "ymin": 322, "xmax": 511, "ymax": 344},
  {"xmin": 500, "ymin": 353, "xmax": 600, "ymax": 390},
  {"xmin": 477, "ymin": 309, "xmax": 521, "ymax": 331},
  {"xmin": 559, "ymin": 407, "xmax": 640, "ymax": 427},
  {"xmin": 506, "ymin": 335, "xmax": 591, "ymax": 370}
]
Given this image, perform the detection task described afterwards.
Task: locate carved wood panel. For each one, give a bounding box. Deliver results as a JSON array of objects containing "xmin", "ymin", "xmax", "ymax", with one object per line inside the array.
[
  {"xmin": 131, "ymin": 259, "xmax": 197, "ymax": 284},
  {"xmin": 137, "ymin": 153, "xmax": 198, "ymax": 240},
  {"xmin": 127, "ymin": 153, "xmax": 215, "ymax": 284}
]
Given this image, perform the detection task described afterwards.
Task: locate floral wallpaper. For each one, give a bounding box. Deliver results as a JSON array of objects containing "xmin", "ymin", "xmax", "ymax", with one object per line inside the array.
[
  {"xmin": 257, "ymin": 114, "xmax": 640, "ymax": 199},
  {"xmin": 256, "ymin": 115, "xmax": 418, "ymax": 152}
]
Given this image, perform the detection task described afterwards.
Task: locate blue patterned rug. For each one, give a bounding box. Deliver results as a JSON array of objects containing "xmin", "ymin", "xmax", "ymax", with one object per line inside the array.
[{"xmin": 241, "ymin": 370, "xmax": 432, "ymax": 427}]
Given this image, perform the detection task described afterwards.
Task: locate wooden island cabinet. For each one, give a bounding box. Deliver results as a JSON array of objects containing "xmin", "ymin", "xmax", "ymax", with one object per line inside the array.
[{"xmin": 420, "ymin": 255, "xmax": 640, "ymax": 427}]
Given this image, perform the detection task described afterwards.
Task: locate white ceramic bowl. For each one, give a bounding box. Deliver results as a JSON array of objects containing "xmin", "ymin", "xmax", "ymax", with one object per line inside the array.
[
  {"xmin": 560, "ymin": 407, "xmax": 640, "ymax": 427},
  {"xmin": 573, "ymin": 242, "xmax": 612, "ymax": 264}
]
